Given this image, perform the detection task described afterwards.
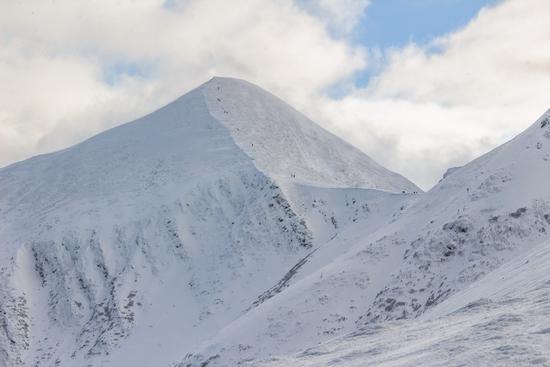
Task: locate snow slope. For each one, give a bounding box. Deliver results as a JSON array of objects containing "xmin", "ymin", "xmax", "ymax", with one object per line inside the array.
[
  {"xmin": 180, "ymin": 109, "xmax": 550, "ymax": 366},
  {"xmin": 254, "ymin": 237, "xmax": 550, "ymax": 367},
  {"xmin": 0, "ymin": 77, "xmax": 417, "ymax": 367}
]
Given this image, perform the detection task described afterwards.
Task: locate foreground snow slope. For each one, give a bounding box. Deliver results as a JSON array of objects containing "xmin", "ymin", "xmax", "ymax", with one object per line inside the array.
[
  {"xmin": 0, "ymin": 78, "xmax": 417, "ymax": 367},
  {"xmin": 181, "ymin": 110, "xmax": 550, "ymax": 366},
  {"xmin": 254, "ymin": 237, "xmax": 550, "ymax": 367}
]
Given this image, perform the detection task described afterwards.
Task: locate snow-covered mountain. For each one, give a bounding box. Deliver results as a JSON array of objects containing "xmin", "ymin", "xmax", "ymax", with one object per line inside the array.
[
  {"xmin": 1, "ymin": 76, "xmax": 549, "ymax": 367},
  {"xmin": 181, "ymin": 109, "xmax": 550, "ymax": 366},
  {"xmin": 0, "ymin": 77, "xmax": 418, "ymax": 367}
]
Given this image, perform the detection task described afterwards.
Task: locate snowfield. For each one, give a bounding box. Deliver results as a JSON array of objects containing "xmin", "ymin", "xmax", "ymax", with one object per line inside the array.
[
  {"xmin": 254, "ymin": 237, "xmax": 550, "ymax": 367},
  {"xmin": 1, "ymin": 77, "xmax": 549, "ymax": 367}
]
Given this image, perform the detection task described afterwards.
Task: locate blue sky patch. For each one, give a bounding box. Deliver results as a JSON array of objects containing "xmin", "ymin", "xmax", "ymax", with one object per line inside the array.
[
  {"xmin": 347, "ymin": 0, "xmax": 501, "ymax": 87},
  {"xmin": 103, "ymin": 62, "xmax": 148, "ymax": 86},
  {"xmin": 353, "ymin": 0, "xmax": 501, "ymax": 48}
]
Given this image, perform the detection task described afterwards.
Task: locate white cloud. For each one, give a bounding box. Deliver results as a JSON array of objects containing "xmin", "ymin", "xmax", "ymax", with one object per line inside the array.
[
  {"xmin": 299, "ymin": 0, "xmax": 370, "ymax": 34},
  {"xmin": 0, "ymin": 0, "xmax": 365, "ymax": 167},
  {"xmin": 304, "ymin": 0, "xmax": 550, "ymax": 189},
  {"xmin": 0, "ymin": 0, "xmax": 549, "ymax": 190}
]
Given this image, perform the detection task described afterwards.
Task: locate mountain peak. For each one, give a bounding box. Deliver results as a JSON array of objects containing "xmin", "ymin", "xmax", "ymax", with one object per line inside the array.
[
  {"xmin": 205, "ymin": 75, "xmax": 247, "ymax": 83},
  {"xmin": 190, "ymin": 77, "xmax": 421, "ymax": 192},
  {"xmin": 198, "ymin": 76, "xmax": 254, "ymax": 91}
]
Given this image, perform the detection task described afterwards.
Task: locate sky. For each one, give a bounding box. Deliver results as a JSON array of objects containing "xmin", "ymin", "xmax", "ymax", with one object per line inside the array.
[{"xmin": 1, "ymin": 0, "xmax": 549, "ymax": 190}]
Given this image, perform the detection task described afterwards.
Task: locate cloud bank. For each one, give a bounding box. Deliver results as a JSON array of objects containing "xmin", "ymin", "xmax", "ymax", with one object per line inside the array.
[{"xmin": 0, "ymin": 0, "xmax": 549, "ymax": 189}]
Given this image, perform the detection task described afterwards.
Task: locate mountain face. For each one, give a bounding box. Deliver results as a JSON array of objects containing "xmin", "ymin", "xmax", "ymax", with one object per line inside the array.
[
  {"xmin": 255, "ymin": 114, "xmax": 550, "ymax": 364},
  {"xmin": 1, "ymin": 76, "xmax": 548, "ymax": 367},
  {"xmin": 180, "ymin": 109, "xmax": 550, "ymax": 366},
  {"xmin": 0, "ymin": 77, "xmax": 418, "ymax": 367}
]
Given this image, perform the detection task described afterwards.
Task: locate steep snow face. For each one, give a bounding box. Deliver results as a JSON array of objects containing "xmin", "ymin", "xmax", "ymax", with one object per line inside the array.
[
  {"xmin": 181, "ymin": 109, "xmax": 550, "ymax": 366},
  {"xmin": 199, "ymin": 77, "xmax": 420, "ymax": 193}
]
